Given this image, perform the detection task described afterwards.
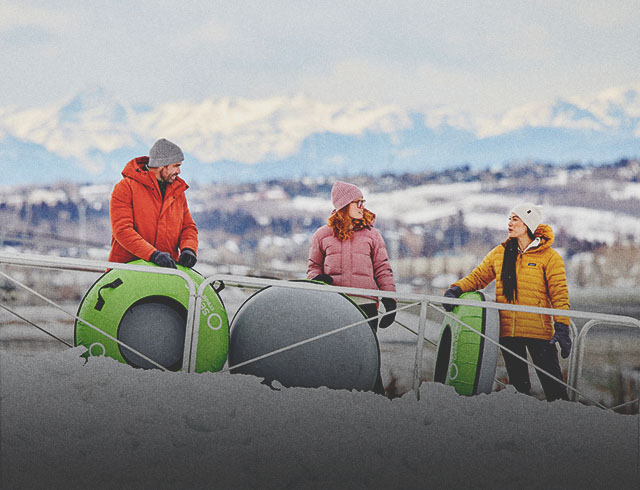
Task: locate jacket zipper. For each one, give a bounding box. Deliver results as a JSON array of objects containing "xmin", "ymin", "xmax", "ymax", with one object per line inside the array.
[
  {"xmin": 517, "ymin": 247, "xmax": 546, "ymax": 332},
  {"xmin": 153, "ymin": 181, "xmax": 164, "ymax": 247}
]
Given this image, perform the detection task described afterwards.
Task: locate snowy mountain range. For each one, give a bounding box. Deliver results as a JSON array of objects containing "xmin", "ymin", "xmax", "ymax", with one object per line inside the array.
[{"xmin": 1, "ymin": 84, "xmax": 639, "ymax": 185}]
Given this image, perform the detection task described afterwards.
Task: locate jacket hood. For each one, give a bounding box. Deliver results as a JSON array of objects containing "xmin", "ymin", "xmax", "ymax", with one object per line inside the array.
[
  {"xmin": 501, "ymin": 223, "xmax": 554, "ymax": 251},
  {"xmin": 534, "ymin": 223, "xmax": 554, "ymax": 247},
  {"xmin": 121, "ymin": 156, "xmax": 188, "ymax": 192}
]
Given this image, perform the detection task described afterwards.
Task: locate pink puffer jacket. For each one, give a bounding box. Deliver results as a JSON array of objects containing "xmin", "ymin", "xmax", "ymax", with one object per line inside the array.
[{"xmin": 307, "ymin": 225, "xmax": 396, "ymax": 294}]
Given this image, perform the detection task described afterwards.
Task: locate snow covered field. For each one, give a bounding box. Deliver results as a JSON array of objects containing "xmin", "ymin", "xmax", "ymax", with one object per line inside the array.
[
  {"xmin": 1, "ymin": 347, "xmax": 639, "ymax": 490},
  {"xmin": 291, "ymin": 180, "xmax": 640, "ymax": 245},
  {"xmin": 1, "ymin": 291, "xmax": 639, "ymax": 490}
]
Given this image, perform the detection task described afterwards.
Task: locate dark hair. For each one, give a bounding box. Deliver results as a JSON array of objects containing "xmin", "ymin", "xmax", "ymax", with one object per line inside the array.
[
  {"xmin": 501, "ymin": 239, "xmax": 519, "ymax": 303},
  {"xmin": 501, "ymin": 227, "xmax": 536, "ymax": 303}
]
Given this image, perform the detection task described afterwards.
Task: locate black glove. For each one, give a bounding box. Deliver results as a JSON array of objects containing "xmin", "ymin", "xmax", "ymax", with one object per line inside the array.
[
  {"xmin": 178, "ymin": 248, "xmax": 197, "ymax": 268},
  {"xmin": 379, "ymin": 297, "xmax": 396, "ymax": 329},
  {"xmin": 149, "ymin": 250, "xmax": 177, "ymax": 269},
  {"xmin": 312, "ymin": 274, "xmax": 333, "ymax": 284},
  {"xmin": 442, "ymin": 286, "xmax": 463, "ymax": 312},
  {"xmin": 550, "ymin": 321, "xmax": 572, "ymax": 359}
]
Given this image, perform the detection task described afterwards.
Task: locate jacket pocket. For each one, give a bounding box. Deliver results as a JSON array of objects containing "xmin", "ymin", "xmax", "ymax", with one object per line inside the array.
[{"xmin": 538, "ymin": 299, "xmax": 547, "ymax": 330}]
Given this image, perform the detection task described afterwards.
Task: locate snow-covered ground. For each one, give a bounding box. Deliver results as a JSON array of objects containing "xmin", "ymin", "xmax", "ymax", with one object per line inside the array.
[
  {"xmin": 1, "ymin": 347, "xmax": 638, "ymax": 490},
  {"xmin": 1, "ymin": 291, "xmax": 639, "ymax": 490}
]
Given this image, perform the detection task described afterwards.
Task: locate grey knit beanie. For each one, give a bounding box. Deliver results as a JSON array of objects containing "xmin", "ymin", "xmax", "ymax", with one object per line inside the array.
[{"xmin": 148, "ymin": 138, "xmax": 184, "ymax": 167}]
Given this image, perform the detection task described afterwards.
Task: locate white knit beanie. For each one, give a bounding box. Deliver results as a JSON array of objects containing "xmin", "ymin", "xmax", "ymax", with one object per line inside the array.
[
  {"xmin": 148, "ymin": 138, "xmax": 184, "ymax": 168},
  {"xmin": 511, "ymin": 203, "xmax": 543, "ymax": 233},
  {"xmin": 331, "ymin": 181, "xmax": 363, "ymax": 211}
]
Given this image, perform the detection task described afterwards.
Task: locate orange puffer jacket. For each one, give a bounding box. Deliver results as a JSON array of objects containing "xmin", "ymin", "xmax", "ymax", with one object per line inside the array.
[
  {"xmin": 451, "ymin": 224, "xmax": 570, "ymax": 340},
  {"xmin": 108, "ymin": 157, "xmax": 198, "ymax": 264}
]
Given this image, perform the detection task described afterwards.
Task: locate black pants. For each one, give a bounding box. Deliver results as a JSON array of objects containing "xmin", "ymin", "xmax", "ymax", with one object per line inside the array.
[
  {"xmin": 499, "ymin": 337, "xmax": 569, "ymax": 401},
  {"xmin": 359, "ymin": 303, "xmax": 386, "ymax": 396}
]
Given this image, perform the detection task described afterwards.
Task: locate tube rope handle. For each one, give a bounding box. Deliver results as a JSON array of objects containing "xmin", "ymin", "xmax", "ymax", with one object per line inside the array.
[{"xmin": 94, "ymin": 278, "xmax": 123, "ymax": 311}]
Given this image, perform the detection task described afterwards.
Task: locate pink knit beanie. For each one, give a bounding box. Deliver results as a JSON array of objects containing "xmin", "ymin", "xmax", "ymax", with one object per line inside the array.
[{"xmin": 331, "ymin": 181, "xmax": 363, "ymax": 211}]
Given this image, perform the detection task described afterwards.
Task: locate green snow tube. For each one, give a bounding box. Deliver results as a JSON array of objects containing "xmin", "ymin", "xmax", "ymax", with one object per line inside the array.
[
  {"xmin": 434, "ymin": 291, "xmax": 499, "ymax": 395},
  {"xmin": 74, "ymin": 260, "xmax": 228, "ymax": 373}
]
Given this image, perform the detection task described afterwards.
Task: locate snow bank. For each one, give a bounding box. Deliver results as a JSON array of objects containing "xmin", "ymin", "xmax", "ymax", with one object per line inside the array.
[{"xmin": 1, "ymin": 348, "xmax": 638, "ymax": 490}]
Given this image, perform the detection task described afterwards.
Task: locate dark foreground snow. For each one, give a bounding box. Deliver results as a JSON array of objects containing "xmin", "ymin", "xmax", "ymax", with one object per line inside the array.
[{"xmin": 1, "ymin": 348, "xmax": 638, "ymax": 490}]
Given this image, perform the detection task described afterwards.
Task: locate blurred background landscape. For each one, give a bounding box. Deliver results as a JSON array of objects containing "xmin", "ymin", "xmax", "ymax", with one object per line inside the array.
[{"xmin": 1, "ymin": 156, "xmax": 639, "ymax": 293}]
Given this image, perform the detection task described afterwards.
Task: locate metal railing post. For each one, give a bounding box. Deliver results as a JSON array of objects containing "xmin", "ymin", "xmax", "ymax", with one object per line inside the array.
[
  {"xmin": 185, "ymin": 280, "xmax": 216, "ymax": 373},
  {"xmin": 566, "ymin": 321, "xmax": 580, "ymax": 401},
  {"xmin": 569, "ymin": 318, "xmax": 640, "ymax": 405},
  {"xmin": 411, "ymin": 299, "xmax": 429, "ymax": 399},
  {"xmin": 182, "ymin": 283, "xmax": 201, "ymax": 373}
]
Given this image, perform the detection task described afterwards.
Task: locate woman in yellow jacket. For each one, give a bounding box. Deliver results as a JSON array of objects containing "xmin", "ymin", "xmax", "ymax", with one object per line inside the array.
[{"xmin": 443, "ymin": 203, "xmax": 571, "ymax": 401}]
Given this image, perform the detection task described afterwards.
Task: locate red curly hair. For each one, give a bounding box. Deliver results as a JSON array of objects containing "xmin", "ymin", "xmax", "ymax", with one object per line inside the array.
[{"xmin": 328, "ymin": 207, "xmax": 375, "ymax": 241}]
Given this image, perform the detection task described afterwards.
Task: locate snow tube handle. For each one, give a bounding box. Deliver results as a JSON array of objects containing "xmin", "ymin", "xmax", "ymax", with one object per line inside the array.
[
  {"xmin": 94, "ymin": 278, "xmax": 123, "ymax": 311},
  {"xmin": 212, "ymin": 280, "xmax": 225, "ymax": 293}
]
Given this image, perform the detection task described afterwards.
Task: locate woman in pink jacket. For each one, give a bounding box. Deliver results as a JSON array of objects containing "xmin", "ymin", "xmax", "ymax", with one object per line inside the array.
[{"xmin": 307, "ymin": 181, "xmax": 397, "ymax": 395}]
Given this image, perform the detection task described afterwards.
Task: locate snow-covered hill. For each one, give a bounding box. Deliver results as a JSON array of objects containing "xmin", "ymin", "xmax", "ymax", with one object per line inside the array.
[
  {"xmin": 292, "ymin": 178, "xmax": 640, "ymax": 245},
  {"xmin": 1, "ymin": 84, "xmax": 639, "ymax": 185}
]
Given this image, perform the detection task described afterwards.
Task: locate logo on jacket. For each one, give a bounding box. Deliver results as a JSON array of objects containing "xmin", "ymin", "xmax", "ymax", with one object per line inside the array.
[{"xmin": 528, "ymin": 263, "xmax": 537, "ymax": 266}]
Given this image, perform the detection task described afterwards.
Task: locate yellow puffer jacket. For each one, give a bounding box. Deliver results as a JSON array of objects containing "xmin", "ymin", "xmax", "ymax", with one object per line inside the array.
[{"xmin": 452, "ymin": 224, "xmax": 570, "ymax": 340}]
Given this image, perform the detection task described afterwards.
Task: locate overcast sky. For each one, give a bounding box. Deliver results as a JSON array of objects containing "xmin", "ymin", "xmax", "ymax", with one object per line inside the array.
[{"xmin": 2, "ymin": 1, "xmax": 639, "ymax": 116}]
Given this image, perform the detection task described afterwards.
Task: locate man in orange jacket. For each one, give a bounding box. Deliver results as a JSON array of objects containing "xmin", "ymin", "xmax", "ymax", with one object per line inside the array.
[{"xmin": 108, "ymin": 138, "xmax": 198, "ymax": 269}]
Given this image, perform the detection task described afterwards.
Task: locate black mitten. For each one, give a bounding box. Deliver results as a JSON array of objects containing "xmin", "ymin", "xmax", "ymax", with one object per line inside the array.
[
  {"xmin": 550, "ymin": 321, "xmax": 572, "ymax": 359},
  {"xmin": 312, "ymin": 274, "xmax": 333, "ymax": 284},
  {"xmin": 149, "ymin": 250, "xmax": 177, "ymax": 269},
  {"xmin": 379, "ymin": 297, "xmax": 397, "ymax": 329},
  {"xmin": 442, "ymin": 286, "xmax": 462, "ymax": 312},
  {"xmin": 178, "ymin": 248, "xmax": 197, "ymax": 268}
]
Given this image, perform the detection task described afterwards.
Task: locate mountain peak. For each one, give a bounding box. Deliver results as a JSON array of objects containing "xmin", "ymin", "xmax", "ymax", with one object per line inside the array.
[
  {"xmin": 1, "ymin": 84, "xmax": 639, "ymax": 185},
  {"xmin": 58, "ymin": 86, "xmax": 129, "ymax": 124}
]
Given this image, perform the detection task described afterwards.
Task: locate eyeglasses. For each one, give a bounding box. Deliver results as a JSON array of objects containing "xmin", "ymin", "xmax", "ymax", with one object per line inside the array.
[{"xmin": 351, "ymin": 199, "xmax": 366, "ymax": 209}]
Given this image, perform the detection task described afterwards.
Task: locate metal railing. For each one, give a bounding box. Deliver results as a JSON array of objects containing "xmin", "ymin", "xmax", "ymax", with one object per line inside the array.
[
  {"xmin": 0, "ymin": 253, "xmax": 198, "ymax": 371},
  {"xmin": 1, "ymin": 252, "xmax": 638, "ymax": 411}
]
